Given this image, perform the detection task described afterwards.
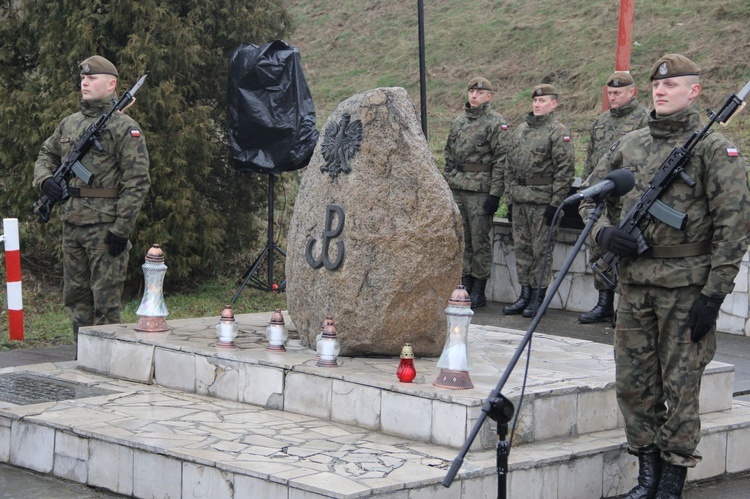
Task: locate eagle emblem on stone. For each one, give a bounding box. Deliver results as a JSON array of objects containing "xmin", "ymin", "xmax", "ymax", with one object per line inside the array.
[{"xmin": 320, "ymin": 112, "xmax": 363, "ymax": 182}]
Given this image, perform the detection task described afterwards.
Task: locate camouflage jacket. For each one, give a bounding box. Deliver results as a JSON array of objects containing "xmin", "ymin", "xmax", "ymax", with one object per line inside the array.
[
  {"xmin": 580, "ymin": 105, "xmax": 750, "ymax": 297},
  {"xmin": 443, "ymin": 102, "xmax": 509, "ymax": 196},
  {"xmin": 506, "ymin": 111, "xmax": 575, "ymax": 206},
  {"xmin": 34, "ymin": 94, "xmax": 151, "ymax": 239},
  {"xmin": 583, "ymin": 98, "xmax": 649, "ymax": 178}
]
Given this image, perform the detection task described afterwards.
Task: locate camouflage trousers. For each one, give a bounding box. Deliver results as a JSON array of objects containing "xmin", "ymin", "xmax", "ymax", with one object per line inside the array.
[
  {"xmin": 588, "ymin": 244, "xmax": 614, "ymax": 290},
  {"xmin": 511, "ymin": 203, "xmax": 557, "ymax": 287},
  {"xmin": 62, "ymin": 222, "xmax": 131, "ymax": 342},
  {"xmin": 453, "ymin": 190, "xmax": 493, "ymax": 280},
  {"xmin": 615, "ymin": 284, "xmax": 716, "ymax": 467}
]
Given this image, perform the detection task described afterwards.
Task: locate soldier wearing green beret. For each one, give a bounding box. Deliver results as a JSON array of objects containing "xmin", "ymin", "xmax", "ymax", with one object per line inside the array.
[
  {"xmin": 34, "ymin": 55, "xmax": 151, "ymax": 348},
  {"xmin": 502, "ymin": 83, "xmax": 575, "ymax": 317},
  {"xmin": 579, "ymin": 71, "xmax": 649, "ymax": 325},
  {"xmin": 580, "ymin": 54, "xmax": 750, "ymax": 498},
  {"xmin": 443, "ymin": 77, "xmax": 510, "ymax": 308}
]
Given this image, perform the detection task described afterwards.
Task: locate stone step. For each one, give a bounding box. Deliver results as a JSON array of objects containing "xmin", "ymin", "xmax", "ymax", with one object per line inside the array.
[
  {"xmin": 76, "ymin": 312, "xmax": 735, "ymax": 451},
  {"xmin": 2, "ymin": 361, "xmax": 750, "ymax": 499}
]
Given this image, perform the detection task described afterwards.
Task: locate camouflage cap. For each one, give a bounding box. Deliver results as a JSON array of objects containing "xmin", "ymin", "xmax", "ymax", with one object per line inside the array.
[
  {"xmin": 531, "ymin": 84, "xmax": 558, "ymax": 98},
  {"xmin": 606, "ymin": 71, "xmax": 635, "ymax": 88},
  {"xmin": 650, "ymin": 54, "xmax": 700, "ymax": 81},
  {"xmin": 79, "ymin": 55, "xmax": 119, "ymax": 77},
  {"xmin": 467, "ymin": 77, "xmax": 493, "ymax": 92}
]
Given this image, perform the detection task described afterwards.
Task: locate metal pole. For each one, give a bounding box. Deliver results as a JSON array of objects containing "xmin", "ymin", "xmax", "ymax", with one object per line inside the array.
[
  {"xmin": 603, "ymin": 0, "xmax": 636, "ymax": 111},
  {"xmin": 2, "ymin": 218, "xmax": 24, "ymax": 341},
  {"xmin": 418, "ymin": 0, "xmax": 428, "ymax": 139}
]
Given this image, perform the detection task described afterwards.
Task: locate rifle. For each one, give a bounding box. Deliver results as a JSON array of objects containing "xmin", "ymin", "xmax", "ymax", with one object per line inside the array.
[
  {"xmin": 32, "ymin": 74, "xmax": 148, "ymax": 223},
  {"xmin": 593, "ymin": 78, "xmax": 750, "ymax": 288}
]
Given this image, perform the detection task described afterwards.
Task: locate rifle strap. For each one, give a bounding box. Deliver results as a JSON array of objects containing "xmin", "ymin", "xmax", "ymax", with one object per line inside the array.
[
  {"xmin": 643, "ymin": 240, "xmax": 712, "ymax": 258},
  {"xmin": 68, "ymin": 187, "xmax": 119, "ymax": 198}
]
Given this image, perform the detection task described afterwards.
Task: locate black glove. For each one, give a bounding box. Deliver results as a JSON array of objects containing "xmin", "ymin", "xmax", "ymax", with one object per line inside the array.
[
  {"xmin": 596, "ymin": 227, "xmax": 639, "ymax": 256},
  {"xmin": 483, "ymin": 195, "xmax": 500, "ymax": 215},
  {"xmin": 506, "ymin": 204, "xmax": 513, "ymax": 223},
  {"xmin": 544, "ymin": 205, "xmax": 557, "ymax": 226},
  {"xmin": 687, "ymin": 294, "xmax": 723, "ymax": 342},
  {"xmin": 105, "ymin": 231, "xmax": 128, "ymax": 257},
  {"xmin": 41, "ymin": 178, "xmax": 63, "ymax": 202}
]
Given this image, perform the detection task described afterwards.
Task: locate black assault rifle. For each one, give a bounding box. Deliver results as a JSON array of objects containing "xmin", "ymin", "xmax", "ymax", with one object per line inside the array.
[
  {"xmin": 32, "ymin": 74, "xmax": 148, "ymax": 223},
  {"xmin": 593, "ymin": 78, "xmax": 750, "ymax": 288}
]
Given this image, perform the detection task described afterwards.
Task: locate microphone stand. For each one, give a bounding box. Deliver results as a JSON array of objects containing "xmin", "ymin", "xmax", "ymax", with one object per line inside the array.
[{"xmin": 442, "ymin": 201, "xmax": 606, "ymax": 498}]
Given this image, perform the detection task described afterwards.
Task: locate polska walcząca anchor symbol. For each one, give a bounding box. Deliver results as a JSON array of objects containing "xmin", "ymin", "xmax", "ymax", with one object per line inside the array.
[{"xmin": 306, "ymin": 204, "xmax": 346, "ymax": 270}]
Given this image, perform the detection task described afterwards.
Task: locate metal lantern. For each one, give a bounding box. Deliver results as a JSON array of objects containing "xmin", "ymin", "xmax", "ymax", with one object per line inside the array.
[
  {"xmin": 316, "ymin": 316, "xmax": 340, "ymax": 367},
  {"xmin": 216, "ymin": 305, "xmax": 239, "ymax": 349},
  {"xmin": 433, "ymin": 284, "xmax": 474, "ymax": 389},
  {"xmin": 265, "ymin": 308, "xmax": 288, "ymax": 352},
  {"xmin": 134, "ymin": 244, "xmax": 170, "ymax": 332}
]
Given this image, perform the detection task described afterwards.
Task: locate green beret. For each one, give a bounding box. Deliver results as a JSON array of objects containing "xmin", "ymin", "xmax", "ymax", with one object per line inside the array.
[
  {"xmin": 467, "ymin": 77, "xmax": 493, "ymax": 92},
  {"xmin": 531, "ymin": 84, "xmax": 558, "ymax": 98},
  {"xmin": 79, "ymin": 55, "xmax": 118, "ymax": 77},
  {"xmin": 650, "ymin": 54, "xmax": 700, "ymax": 81},
  {"xmin": 607, "ymin": 71, "xmax": 634, "ymax": 88}
]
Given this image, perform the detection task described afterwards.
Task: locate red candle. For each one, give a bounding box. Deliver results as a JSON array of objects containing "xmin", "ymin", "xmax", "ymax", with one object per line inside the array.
[{"xmin": 397, "ymin": 343, "xmax": 416, "ymax": 382}]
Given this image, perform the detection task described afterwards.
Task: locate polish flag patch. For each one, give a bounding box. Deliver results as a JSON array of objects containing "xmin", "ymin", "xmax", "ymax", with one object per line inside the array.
[
  {"xmin": 727, "ymin": 147, "xmax": 739, "ymax": 157},
  {"xmin": 563, "ymin": 136, "xmax": 571, "ymax": 142},
  {"xmin": 501, "ymin": 124, "xmax": 509, "ymax": 130},
  {"xmin": 130, "ymin": 129, "xmax": 141, "ymax": 138}
]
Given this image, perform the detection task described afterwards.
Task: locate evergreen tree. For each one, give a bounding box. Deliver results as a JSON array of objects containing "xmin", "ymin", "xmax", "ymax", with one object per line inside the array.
[{"xmin": 0, "ymin": 0, "xmax": 293, "ymax": 290}]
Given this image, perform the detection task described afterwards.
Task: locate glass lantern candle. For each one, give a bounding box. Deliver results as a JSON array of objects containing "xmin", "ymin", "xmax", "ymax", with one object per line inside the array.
[
  {"xmin": 433, "ymin": 284, "xmax": 474, "ymax": 389},
  {"xmin": 215, "ymin": 305, "xmax": 239, "ymax": 349},
  {"xmin": 134, "ymin": 244, "xmax": 170, "ymax": 332},
  {"xmin": 266, "ymin": 308, "xmax": 288, "ymax": 352},
  {"xmin": 316, "ymin": 317, "xmax": 340, "ymax": 367},
  {"xmin": 397, "ymin": 343, "xmax": 417, "ymax": 383}
]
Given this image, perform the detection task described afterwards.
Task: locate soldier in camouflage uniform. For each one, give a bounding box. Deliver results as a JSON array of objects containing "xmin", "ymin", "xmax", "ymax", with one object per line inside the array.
[
  {"xmin": 579, "ymin": 71, "xmax": 649, "ymax": 324},
  {"xmin": 502, "ymin": 84, "xmax": 575, "ymax": 318},
  {"xmin": 580, "ymin": 54, "xmax": 750, "ymax": 499},
  {"xmin": 443, "ymin": 77, "xmax": 509, "ymax": 308},
  {"xmin": 34, "ymin": 55, "xmax": 151, "ymax": 345}
]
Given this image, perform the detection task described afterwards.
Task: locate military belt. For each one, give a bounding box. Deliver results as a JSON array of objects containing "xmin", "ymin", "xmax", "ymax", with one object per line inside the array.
[
  {"xmin": 68, "ymin": 187, "xmax": 120, "ymax": 198},
  {"xmin": 642, "ymin": 240, "xmax": 712, "ymax": 258},
  {"xmin": 461, "ymin": 163, "xmax": 492, "ymax": 173},
  {"xmin": 517, "ymin": 177, "xmax": 553, "ymax": 186}
]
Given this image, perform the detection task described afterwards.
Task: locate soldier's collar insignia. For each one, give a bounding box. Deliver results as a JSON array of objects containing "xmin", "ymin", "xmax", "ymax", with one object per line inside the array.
[{"xmin": 659, "ymin": 63, "xmax": 668, "ymax": 75}]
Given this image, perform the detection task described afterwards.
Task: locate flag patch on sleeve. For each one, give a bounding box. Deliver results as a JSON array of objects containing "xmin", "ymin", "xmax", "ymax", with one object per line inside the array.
[
  {"xmin": 501, "ymin": 124, "xmax": 509, "ymax": 130},
  {"xmin": 130, "ymin": 129, "xmax": 141, "ymax": 138},
  {"xmin": 563, "ymin": 136, "xmax": 571, "ymax": 142},
  {"xmin": 727, "ymin": 147, "xmax": 739, "ymax": 157}
]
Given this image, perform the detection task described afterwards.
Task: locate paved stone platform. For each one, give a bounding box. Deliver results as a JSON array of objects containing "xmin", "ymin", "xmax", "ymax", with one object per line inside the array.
[{"xmin": 1, "ymin": 312, "xmax": 750, "ymax": 498}]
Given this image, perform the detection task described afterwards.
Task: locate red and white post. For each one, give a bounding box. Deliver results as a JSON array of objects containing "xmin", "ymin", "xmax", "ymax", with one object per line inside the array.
[{"xmin": 2, "ymin": 218, "xmax": 24, "ymax": 341}]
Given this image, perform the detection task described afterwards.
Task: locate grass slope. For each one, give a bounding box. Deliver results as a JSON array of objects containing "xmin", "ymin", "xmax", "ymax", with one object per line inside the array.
[{"xmin": 284, "ymin": 0, "xmax": 750, "ymax": 164}]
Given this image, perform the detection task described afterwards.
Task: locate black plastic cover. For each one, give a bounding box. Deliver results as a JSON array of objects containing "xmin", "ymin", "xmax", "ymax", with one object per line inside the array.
[{"xmin": 228, "ymin": 40, "xmax": 319, "ymax": 174}]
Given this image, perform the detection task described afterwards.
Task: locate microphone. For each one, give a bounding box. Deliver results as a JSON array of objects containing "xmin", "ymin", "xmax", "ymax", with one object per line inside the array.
[{"xmin": 562, "ymin": 169, "xmax": 635, "ymax": 205}]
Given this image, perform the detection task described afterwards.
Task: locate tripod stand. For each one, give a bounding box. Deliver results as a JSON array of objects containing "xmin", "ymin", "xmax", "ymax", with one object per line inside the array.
[{"xmin": 231, "ymin": 174, "xmax": 286, "ymax": 303}]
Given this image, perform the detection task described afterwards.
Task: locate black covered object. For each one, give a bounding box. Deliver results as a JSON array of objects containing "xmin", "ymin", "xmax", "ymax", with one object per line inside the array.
[{"xmin": 228, "ymin": 40, "xmax": 319, "ymax": 174}]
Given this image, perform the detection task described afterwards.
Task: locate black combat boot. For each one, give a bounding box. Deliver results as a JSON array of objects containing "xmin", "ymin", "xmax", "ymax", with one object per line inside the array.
[
  {"xmin": 461, "ymin": 275, "xmax": 475, "ymax": 295},
  {"xmin": 655, "ymin": 462, "xmax": 687, "ymax": 499},
  {"xmin": 502, "ymin": 285, "xmax": 532, "ymax": 315},
  {"xmin": 470, "ymin": 279, "xmax": 487, "ymax": 309},
  {"xmin": 578, "ymin": 289, "xmax": 615, "ymax": 324},
  {"xmin": 522, "ymin": 287, "xmax": 546, "ymax": 318},
  {"xmin": 624, "ymin": 453, "xmax": 663, "ymax": 499}
]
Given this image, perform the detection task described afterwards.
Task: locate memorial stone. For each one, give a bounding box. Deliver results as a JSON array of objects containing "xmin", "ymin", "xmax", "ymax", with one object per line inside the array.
[{"xmin": 286, "ymin": 87, "xmax": 463, "ymax": 357}]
